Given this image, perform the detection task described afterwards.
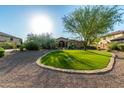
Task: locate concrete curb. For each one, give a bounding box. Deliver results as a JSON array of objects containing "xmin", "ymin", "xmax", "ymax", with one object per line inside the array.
[{"xmin": 36, "ymin": 51, "xmax": 116, "ymax": 74}]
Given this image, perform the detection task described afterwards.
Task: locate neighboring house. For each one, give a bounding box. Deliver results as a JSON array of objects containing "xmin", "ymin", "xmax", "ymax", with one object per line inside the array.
[
  {"xmin": 0, "ymin": 32, "xmax": 22, "ymax": 46},
  {"xmin": 56, "ymin": 37, "xmax": 83, "ymax": 49},
  {"xmin": 98, "ymin": 30, "xmax": 124, "ymax": 49}
]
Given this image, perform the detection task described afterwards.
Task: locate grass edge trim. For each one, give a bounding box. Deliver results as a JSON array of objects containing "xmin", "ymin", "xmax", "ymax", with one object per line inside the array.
[{"xmin": 36, "ymin": 50, "xmax": 116, "ymax": 74}]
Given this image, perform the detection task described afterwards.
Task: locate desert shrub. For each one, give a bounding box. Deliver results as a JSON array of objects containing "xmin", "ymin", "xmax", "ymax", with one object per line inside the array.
[
  {"xmin": 68, "ymin": 43, "xmax": 76, "ymax": 49},
  {"xmin": 16, "ymin": 45, "xmax": 21, "ymax": 48},
  {"xmin": 106, "ymin": 47, "xmax": 112, "ymax": 52},
  {"xmin": 111, "ymin": 42, "xmax": 118, "ymax": 50},
  {"xmin": 0, "ymin": 47, "xmax": 5, "ymax": 57},
  {"xmin": 118, "ymin": 44, "xmax": 124, "ymax": 51},
  {"xmin": 19, "ymin": 44, "xmax": 25, "ymax": 51},
  {"xmin": 86, "ymin": 46, "xmax": 96, "ymax": 50},
  {"xmin": 106, "ymin": 44, "xmax": 111, "ymax": 52},
  {"xmin": 26, "ymin": 33, "xmax": 56, "ymax": 49},
  {"xmin": 0, "ymin": 42, "xmax": 16, "ymax": 49},
  {"xmin": 25, "ymin": 41, "xmax": 39, "ymax": 50},
  {"xmin": 108, "ymin": 42, "xmax": 118, "ymax": 50}
]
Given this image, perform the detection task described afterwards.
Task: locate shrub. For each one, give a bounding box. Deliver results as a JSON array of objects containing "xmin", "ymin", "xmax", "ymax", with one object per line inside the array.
[
  {"xmin": 68, "ymin": 43, "xmax": 76, "ymax": 49},
  {"xmin": 118, "ymin": 44, "xmax": 124, "ymax": 51},
  {"xmin": 111, "ymin": 42, "xmax": 118, "ymax": 50},
  {"xmin": 0, "ymin": 42, "xmax": 16, "ymax": 49},
  {"xmin": 19, "ymin": 44, "xmax": 25, "ymax": 51},
  {"xmin": 25, "ymin": 41, "xmax": 39, "ymax": 50},
  {"xmin": 106, "ymin": 47, "xmax": 112, "ymax": 52},
  {"xmin": 26, "ymin": 33, "xmax": 56, "ymax": 49},
  {"xmin": 87, "ymin": 45, "xmax": 96, "ymax": 50},
  {"xmin": 0, "ymin": 47, "xmax": 5, "ymax": 57},
  {"xmin": 108, "ymin": 42, "xmax": 118, "ymax": 51},
  {"xmin": 106, "ymin": 43, "xmax": 112, "ymax": 52}
]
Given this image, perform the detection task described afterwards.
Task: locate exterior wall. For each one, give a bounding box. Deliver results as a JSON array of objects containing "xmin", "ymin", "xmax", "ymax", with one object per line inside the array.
[
  {"xmin": 0, "ymin": 35, "xmax": 22, "ymax": 45},
  {"xmin": 56, "ymin": 37, "xmax": 83, "ymax": 49},
  {"xmin": 12, "ymin": 38, "xmax": 22, "ymax": 45},
  {"xmin": 0, "ymin": 36, "xmax": 10, "ymax": 42},
  {"xmin": 98, "ymin": 33, "xmax": 124, "ymax": 49},
  {"xmin": 105, "ymin": 34, "xmax": 123, "ymax": 41},
  {"xmin": 101, "ymin": 33, "xmax": 124, "ymax": 42}
]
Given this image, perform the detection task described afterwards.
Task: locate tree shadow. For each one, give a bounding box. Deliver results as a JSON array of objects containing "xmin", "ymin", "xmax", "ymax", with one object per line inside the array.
[
  {"xmin": 42, "ymin": 50, "xmax": 116, "ymax": 75},
  {"xmin": 65, "ymin": 52, "xmax": 101, "ymax": 70},
  {"xmin": 86, "ymin": 50, "xmax": 112, "ymax": 57},
  {"xmin": 49, "ymin": 50, "xmax": 110, "ymax": 70}
]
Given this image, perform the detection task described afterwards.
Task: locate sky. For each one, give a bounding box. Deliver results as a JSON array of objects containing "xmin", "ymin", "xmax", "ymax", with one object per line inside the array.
[{"xmin": 0, "ymin": 5, "xmax": 124, "ymax": 41}]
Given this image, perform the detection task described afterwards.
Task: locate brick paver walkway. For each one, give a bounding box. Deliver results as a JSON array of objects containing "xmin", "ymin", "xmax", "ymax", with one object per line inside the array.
[{"xmin": 0, "ymin": 50, "xmax": 124, "ymax": 88}]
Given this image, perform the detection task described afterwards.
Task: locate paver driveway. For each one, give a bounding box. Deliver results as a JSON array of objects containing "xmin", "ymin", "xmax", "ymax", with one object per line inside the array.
[{"xmin": 0, "ymin": 50, "xmax": 124, "ymax": 88}]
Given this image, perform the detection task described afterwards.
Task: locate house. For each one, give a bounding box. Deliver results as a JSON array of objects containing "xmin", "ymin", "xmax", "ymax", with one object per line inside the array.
[
  {"xmin": 56, "ymin": 37, "xmax": 83, "ymax": 49},
  {"xmin": 0, "ymin": 32, "xmax": 22, "ymax": 46},
  {"xmin": 98, "ymin": 30, "xmax": 124, "ymax": 49}
]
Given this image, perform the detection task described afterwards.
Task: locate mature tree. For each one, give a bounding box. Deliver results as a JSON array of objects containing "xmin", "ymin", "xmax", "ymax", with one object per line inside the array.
[{"xmin": 63, "ymin": 5, "xmax": 123, "ymax": 50}]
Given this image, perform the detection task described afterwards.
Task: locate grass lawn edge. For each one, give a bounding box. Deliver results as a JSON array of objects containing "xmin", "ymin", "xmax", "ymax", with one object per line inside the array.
[{"xmin": 36, "ymin": 50, "xmax": 116, "ymax": 74}]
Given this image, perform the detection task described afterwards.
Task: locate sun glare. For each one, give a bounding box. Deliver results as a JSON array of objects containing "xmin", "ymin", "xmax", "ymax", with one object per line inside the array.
[{"xmin": 30, "ymin": 14, "xmax": 54, "ymax": 34}]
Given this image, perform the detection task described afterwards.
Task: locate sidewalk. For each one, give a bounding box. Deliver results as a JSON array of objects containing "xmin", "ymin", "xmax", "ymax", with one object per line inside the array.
[{"xmin": 5, "ymin": 49, "xmax": 19, "ymax": 55}]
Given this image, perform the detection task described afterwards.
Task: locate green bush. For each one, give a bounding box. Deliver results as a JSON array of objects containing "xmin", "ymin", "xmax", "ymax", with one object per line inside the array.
[
  {"xmin": 108, "ymin": 42, "xmax": 118, "ymax": 50},
  {"xmin": 0, "ymin": 42, "xmax": 16, "ymax": 49},
  {"xmin": 26, "ymin": 33, "xmax": 56, "ymax": 49},
  {"xmin": 118, "ymin": 44, "xmax": 124, "ymax": 51},
  {"xmin": 68, "ymin": 43, "xmax": 76, "ymax": 49},
  {"xmin": 25, "ymin": 41, "xmax": 39, "ymax": 50},
  {"xmin": 0, "ymin": 47, "xmax": 5, "ymax": 57},
  {"xmin": 87, "ymin": 45, "xmax": 96, "ymax": 50},
  {"xmin": 106, "ymin": 47, "xmax": 112, "ymax": 52},
  {"xmin": 19, "ymin": 44, "xmax": 25, "ymax": 51}
]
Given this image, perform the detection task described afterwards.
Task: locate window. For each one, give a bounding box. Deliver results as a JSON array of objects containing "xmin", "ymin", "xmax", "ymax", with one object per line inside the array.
[{"xmin": 10, "ymin": 37, "xmax": 13, "ymax": 41}]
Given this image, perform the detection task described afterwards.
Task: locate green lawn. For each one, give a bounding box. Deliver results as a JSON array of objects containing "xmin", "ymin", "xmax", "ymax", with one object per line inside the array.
[{"xmin": 41, "ymin": 50, "xmax": 112, "ymax": 70}]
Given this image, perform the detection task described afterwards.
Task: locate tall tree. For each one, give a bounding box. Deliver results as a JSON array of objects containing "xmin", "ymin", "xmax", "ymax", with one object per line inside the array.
[{"xmin": 63, "ymin": 6, "xmax": 123, "ymax": 50}]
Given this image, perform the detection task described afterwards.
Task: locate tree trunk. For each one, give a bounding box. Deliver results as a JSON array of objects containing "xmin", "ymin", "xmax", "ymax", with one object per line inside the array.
[
  {"xmin": 83, "ymin": 41, "xmax": 87, "ymax": 51},
  {"xmin": 84, "ymin": 46, "xmax": 87, "ymax": 51}
]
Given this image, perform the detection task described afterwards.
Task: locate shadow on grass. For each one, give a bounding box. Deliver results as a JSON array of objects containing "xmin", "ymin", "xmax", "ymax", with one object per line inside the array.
[
  {"xmin": 86, "ymin": 50, "xmax": 112, "ymax": 57},
  {"xmin": 42, "ymin": 51, "xmax": 74, "ymax": 69},
  {"xmin": 65, "ymin": 52, "xmax": 100, "ymax": 70},
  {"xmin": 41, "ymin": 50, "xmax": 116, "ymax": 75},
  {"xmin": 42, "ymin": 51, "xmax": 104, "ymax": 70}
]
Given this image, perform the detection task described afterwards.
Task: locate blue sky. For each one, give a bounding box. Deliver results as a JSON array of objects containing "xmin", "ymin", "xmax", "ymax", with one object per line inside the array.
[{"xmin": 0, "ymin": 5, "xmax": 124, "ymax": 41}]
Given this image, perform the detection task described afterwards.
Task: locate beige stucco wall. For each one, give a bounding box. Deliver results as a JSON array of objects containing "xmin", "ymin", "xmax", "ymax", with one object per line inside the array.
[
  {"xmin": 0, "ymin": 36, "xmax": 10, "ymax": 42},
  {"xmin": 56, "ymin": 38, "xmax": 83, "ymax": 49},
  {"xmin": 98, "ymin": 33, "xmax": 124, "ymax": 49},
  {"xmin": 0, "ymin": 35, "xmax": 22, "ymax": 45},
  {"xmin": 101, "ymin": 33, "xmax": 124, "ymax": 41},
  {"xmin": 12, "ymin": 38, "xmax": 22, "ymax": 45}
]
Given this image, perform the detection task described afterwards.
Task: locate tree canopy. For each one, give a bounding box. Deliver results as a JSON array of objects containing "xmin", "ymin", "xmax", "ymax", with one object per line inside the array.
[{"xmin": 63, "ymin": 5, "xmax": 123, "ymax": 50}]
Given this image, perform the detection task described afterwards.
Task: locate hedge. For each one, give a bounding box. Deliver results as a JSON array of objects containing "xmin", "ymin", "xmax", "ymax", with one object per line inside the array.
[
  {"xmin": 0, "ymin": 47, "xmax": 5, "ymax": 57},
  {"xmin": 0, "ymin": 42, "xmax": 16, "ymax": 49},
  {"xmin": 118, "ymin": 44, "xmax": 124, "ymax": 51}
]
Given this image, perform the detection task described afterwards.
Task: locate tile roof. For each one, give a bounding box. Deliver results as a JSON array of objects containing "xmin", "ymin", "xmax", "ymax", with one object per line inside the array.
[
  {"xmin": 0, "ymin": 32, "xmax": 22, "ymax": 40},
  {"xmin": 111, "ymin": 36, "xmax": 124, "ymax": 41},
  {"xmin": 106, "ymin": 30, "xmax": 124, "ymax": 36}
]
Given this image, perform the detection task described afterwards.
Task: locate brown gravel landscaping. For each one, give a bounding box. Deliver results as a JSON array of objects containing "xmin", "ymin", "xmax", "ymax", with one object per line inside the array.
[{"xmin": 0, "ymin": 50, "xmax": 124, "ymax": 88}]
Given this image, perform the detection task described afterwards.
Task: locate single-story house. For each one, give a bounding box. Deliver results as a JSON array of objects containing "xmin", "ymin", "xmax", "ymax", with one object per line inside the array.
[
  {"xmin": 0, "ymin": 32, "xmax": 22, "ymax": 46},
  {"xmin": 56, "ymin": 37, "xmax": 83, "ymax": 49}
]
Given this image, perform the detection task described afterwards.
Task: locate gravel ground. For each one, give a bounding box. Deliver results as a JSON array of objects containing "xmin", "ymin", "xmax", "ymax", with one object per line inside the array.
[{"xmin": 0, "ymin": 50, "xmax": 124, "ymax": 88}]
